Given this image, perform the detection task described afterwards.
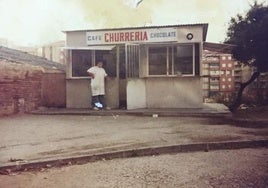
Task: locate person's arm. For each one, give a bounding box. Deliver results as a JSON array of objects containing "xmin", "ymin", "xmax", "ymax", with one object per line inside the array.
[
  {"xmin": 104, "ymin": 70, "xmax": 109, "ymax": 80},
  {"xmin": 88, "ymin": 72, "xmax": 95, "ymax": 78},
  {"xmin": 87, "ymin": 67, "xmax": 95, "ymax": 78}
]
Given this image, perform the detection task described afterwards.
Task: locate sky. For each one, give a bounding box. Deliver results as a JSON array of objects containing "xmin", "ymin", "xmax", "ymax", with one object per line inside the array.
[{"xmin": 0, "ymin": 0, "xmax": 267, "ymax": 47}]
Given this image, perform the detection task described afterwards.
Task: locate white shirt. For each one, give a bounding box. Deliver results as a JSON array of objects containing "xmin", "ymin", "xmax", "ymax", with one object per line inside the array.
[{"xmin": 87, "ymin": 66, "xmax": 107, "ymax": 96}]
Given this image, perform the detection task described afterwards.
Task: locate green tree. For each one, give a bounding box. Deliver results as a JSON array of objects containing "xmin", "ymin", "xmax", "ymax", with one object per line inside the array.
[{"xmin": 225, "ymin": 1, "xmax": 268, "ymax": 112}]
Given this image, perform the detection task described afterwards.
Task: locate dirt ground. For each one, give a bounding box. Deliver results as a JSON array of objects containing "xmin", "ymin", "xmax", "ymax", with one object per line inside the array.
[
  {"xmin": 1, "ymin": 114, "xmax": 267, "ymax": 166},
  {"xmin": 0, "ymin": 148, "xmax": 267, "ymax": 188},
  {"xmin": 234, "ymin": 106, "xmax": 268, "ymax": 120},
  {"xmin": 0, "ymin": 106, "xmax": 267, "ymax": 188}
]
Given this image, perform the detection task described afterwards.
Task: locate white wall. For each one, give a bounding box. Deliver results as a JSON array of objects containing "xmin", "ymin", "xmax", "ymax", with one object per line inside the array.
[
  {"xmin": 146, "ymin": 77, "xmax": 203, "ymax": 108},
  {"xmin": 127, "ymin": 78, "xmax": 146, "ymax": 109},
  {"xmin": 127, "ymin": 77, "xmax": 203, "ymax": 109}
]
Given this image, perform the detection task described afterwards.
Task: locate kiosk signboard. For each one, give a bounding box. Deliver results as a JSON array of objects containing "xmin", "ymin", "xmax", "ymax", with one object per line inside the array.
[{"xmin": 86, "ymin": 28, "xmax": 178, "ymax": 45}]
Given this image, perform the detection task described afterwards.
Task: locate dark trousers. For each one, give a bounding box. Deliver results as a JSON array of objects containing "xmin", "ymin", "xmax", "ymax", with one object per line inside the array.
[{"xmin": 92, "ymin": 95, "xmax": 106, "ymax": 108}]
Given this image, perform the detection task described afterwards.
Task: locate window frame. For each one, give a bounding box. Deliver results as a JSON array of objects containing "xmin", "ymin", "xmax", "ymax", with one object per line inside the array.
[
  {"xmin": 146, "ymin": 44, "xmax": 196, "ymax": 77},
  {"xmin": 70, "ymin": 49, "xmax": 94, "ymax": 78},
  {"xmin": 69, "ymin": 47, "xmax": 117, "ymax": 78}
]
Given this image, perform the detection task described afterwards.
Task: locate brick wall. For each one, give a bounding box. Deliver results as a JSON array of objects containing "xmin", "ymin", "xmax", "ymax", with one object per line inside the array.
[
  {"xmin": 41, "ymin": 73, "xmax": 66, "ymax": 107},
  {"xmin": 0, "ymin": 60, "xmax": 65, "ymax": 115},
  {"xmin": 0, "ymin": 60, "xmax": 45, "ymax": 115}
]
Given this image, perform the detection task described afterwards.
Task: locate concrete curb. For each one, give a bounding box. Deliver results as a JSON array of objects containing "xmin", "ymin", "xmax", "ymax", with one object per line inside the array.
[
  {"xmin": 31, "ymin": 109, "xmax": 268, "ymax": 126},
  {"xmin": 31, "ymin": 109, "xmax": 232, "ymax": 119},
  {"xmin": 1, "ymin": 139, "xmax": 267, "ymax": 175}
]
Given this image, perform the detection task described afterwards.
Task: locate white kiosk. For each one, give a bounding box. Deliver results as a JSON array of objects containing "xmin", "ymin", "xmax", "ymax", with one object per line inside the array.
[{"xmin": 64, "ymin": 24, "xmax": 208, "ymax": 109}]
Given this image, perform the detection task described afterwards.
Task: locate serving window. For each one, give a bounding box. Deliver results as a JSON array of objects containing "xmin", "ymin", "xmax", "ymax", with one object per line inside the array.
[
  {"xmin": 148, "ymin": 44, "xmax": 199, "ymax": 76},
  {"xmin": 95, "ymin": 49, "xmax": 116, "ymax": 77},
  {"xmin": 72, "ymin": 50, "xmax": 93, "ymax": 77},
  {"xmin": 70, "ymin": 47, "xmax": 116, "ymax": 78}
]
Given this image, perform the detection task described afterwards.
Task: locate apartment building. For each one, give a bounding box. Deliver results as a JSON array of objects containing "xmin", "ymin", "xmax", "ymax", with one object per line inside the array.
[
  {"xmin": 202, "ymin": 42, "xmax": 237, "ymax": 101},
  {"xmin": 203, "ymin": 42, "xmax": 267, "ymax": 104},
  {"xmin": 37, "ymin": 40, "xmax": 66, "ymax": 64}
]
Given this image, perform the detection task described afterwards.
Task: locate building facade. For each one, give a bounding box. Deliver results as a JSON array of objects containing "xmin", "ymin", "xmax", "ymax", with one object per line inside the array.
[
  {"xmin": 202, "ymin": 42, "xmax": 239, "ymax": 102},
  {"xmin": 202, "ymin": 42, "xmax": 267, "ymax": 105},
  {"xmin": 37, "ymin": 40, "xmax": 66, "ymax": 64},
  {"xmin": 64, "ymin": 24, "xmax": 208, "ymax": 109},
  {"xmin": 202, "ymin": 51, "xmax": 237, "ymax": 99}
]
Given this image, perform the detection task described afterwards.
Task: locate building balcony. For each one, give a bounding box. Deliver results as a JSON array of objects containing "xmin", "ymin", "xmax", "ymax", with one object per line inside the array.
[
  {"xmin": 210, "ymin": 80, "xmax": 220, "ymax": 83},
  {"xmin": 202, "ymin": 59, "xmax": 220, "ymax": 63},
  {"xmin": 209, "ymin": 73, "xmax": 220, "ymax": 77},
  {"xmin": 210, "ymin": 86, "xmax": 220, "ymax": 90}
]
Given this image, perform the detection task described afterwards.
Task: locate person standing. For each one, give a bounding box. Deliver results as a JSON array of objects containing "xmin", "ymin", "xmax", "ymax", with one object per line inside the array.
[{"xmin": 87, "ymin": 60, "xmax": 110, "ymax": 110}]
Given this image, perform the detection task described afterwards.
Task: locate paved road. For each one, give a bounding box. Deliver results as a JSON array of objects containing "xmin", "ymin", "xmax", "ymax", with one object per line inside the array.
[
  {"xmin": 0, "ymin": 148, "xmax": 267, "ymax": 188},
  {"xmin": 0, "ymin": 114, "xmax": 267, "ymax": 167}
]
